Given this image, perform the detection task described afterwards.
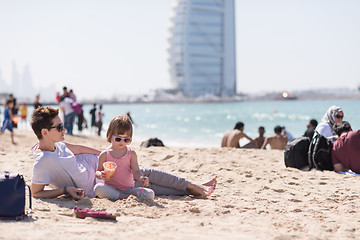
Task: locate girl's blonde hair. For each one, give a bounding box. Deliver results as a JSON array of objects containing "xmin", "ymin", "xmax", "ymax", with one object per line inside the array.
[{"xmin": 106, "ymin": 115, "xmax": 133, "ymax": 142}]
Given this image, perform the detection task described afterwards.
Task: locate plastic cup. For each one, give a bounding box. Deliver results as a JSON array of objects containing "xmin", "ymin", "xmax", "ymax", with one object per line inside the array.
[{"xmin": 103, "ymin": 162, "xmax": 117, "ymax": 178}]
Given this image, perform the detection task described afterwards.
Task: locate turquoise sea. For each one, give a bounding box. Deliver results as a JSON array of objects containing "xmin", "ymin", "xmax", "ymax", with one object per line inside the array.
[{"xmin": 8, "ymin": 99, "xmax": 360, "ymax": 148}]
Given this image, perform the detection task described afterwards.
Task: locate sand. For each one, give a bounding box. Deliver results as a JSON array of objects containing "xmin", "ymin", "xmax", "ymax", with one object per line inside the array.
[{"xmin": 0, "ymin": 130, "xmax": 359, "ymax": 240}]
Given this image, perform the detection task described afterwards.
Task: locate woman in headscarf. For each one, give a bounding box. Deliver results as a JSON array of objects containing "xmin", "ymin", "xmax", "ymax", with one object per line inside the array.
[{"xmin": 315, "ymin": 105, "xmax": 344, "ymax": 142}]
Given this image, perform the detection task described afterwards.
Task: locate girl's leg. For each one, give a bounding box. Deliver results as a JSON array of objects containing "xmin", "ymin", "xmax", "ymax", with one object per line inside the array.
[
  {"xmin": 124, "ymin": 187, "xmax": 155, "ymax": 200},
  {"xmin": 94, "ymin": 183, "xmax": 129, "ymax": 201}
]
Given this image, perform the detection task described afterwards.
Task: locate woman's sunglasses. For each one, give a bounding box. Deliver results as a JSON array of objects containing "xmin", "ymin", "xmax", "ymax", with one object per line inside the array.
[
  {"xmin": 49, "ymin": 123, "xmax": 64, "ymax": 132},
  {"xmin": 335, "ymin": 114, "xmax": 344, "ymax": 119},
  {"xmin": 112, "ymin": 135, "xmax": 132, "ymax": 143}
]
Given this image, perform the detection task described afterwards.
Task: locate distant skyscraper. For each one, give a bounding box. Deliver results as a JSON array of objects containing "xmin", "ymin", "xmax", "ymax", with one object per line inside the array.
[{"xmin": 168, "ymin": 0, "xmax": 236, "ymax": 97}]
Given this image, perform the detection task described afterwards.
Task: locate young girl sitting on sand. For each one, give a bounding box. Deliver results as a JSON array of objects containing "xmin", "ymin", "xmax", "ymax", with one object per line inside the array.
[{"xmin": 95, "ymin": 115, "xmax": 155, "ymax": 200}]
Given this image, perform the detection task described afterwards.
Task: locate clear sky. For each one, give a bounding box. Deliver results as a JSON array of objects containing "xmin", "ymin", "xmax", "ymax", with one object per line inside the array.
[{"xmin": 0, "ymin": 0, "xmax": 359, "ymax": 100}]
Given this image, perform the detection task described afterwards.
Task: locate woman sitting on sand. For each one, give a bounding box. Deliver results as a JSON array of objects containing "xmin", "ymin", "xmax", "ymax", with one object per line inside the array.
[
  {"xmin": 315, "ymin": 105, "xmax": 344, "ymax": 142},
  {"xmin": 30, "ymin": 107, "xmax": 216, "ymax": 200}
]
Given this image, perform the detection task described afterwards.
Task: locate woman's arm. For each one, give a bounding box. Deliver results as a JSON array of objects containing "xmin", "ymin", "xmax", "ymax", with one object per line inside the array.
[
  {"xmin": 65, "ymin": 142, "xmax": 101, "ymax": 155},
  {"xmin": 31, "ymin": 183, "xmax": 84, "ymax": 200}
]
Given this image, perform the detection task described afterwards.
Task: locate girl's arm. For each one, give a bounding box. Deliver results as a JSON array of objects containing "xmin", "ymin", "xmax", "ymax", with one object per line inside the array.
[
  {"xmin": 65, "ymin": 142, "xmax": 101, "ymax": 155},
  {"xmin": 130, "ymin": 150, "xmax": 148, "ymax": 186},
  {"xmin": 95, "ymin": 151, "xmax": 109, "ymax": 180}
]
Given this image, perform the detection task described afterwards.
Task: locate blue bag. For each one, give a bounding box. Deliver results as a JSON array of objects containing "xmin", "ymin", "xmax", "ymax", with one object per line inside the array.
[{"xmin": 0, "ymin": 172, "xmax": 32, "ymax": 220}]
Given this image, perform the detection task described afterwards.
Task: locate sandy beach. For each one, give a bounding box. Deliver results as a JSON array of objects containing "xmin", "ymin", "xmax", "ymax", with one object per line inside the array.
[{"xmin": 0, "ymin": 130, "xmax": 359, "ymax": 240}]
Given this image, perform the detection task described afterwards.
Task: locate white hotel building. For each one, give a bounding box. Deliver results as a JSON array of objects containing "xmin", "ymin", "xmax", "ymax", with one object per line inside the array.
[{"xmin": 168, "ymin": 0, "xmax": 236, "ymax": 97}]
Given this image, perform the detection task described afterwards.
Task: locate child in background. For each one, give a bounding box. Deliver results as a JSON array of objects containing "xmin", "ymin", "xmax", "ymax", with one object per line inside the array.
[
  {"xmin": 95, "ymin": 115, "xmax": 155, "ymax": 200},
  {"xmin": 1, "ymin": 100, "xmax": 16, "ymax": 144},
  {"xmin": 20, "ymin": 102, "xmax": 28, "ymax": 129}
]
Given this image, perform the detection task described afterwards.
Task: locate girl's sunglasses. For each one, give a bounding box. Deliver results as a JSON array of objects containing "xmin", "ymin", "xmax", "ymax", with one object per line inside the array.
[
  {"xmin": 112, "ymin": 135, "xmax": 132, "ymax": 143},
  {"xmin": 49, "ymin": 123, "xmax": 64, "ymax": 132}
]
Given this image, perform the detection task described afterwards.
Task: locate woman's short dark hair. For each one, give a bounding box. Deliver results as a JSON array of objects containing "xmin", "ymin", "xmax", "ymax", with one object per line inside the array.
[{"xmin": 31, "ymin": 107, "xmax": 59, "ymax": 140}]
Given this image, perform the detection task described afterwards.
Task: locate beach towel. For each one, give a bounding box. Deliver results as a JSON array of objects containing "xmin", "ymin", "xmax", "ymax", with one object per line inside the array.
[{"xmin": 338, "ymin": 171, "xmax": 360, "ymax": 176}]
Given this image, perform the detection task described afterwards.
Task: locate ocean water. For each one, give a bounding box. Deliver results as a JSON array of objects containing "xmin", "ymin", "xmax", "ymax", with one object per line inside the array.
[{"xmin": 7, "ymin": 99, "xmax": 360, "ymax": 148}]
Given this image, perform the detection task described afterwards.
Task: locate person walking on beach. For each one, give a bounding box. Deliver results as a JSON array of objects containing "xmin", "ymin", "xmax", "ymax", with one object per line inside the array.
[
  {"xmin": 69, "ymin": 89, "xmax": 77, "ymax": 102},
  {"xmin": 221, "ymin": 121, "xmax": 257, "ymax": 148},
  {"xmin": 261, "ymin": 125, "xmax": 288, "ymax": 150},
  {"xmin": 126, "ymin": 111, "xmax": 137, "ymax": 127},
  {"xmin": 95, "ymin": 104, "xmax": 104, "ymax": 136},
  {"xmin": 59, "ymin": 96, "xmax": 76, "ymax": 135},
  {"xmin": 89, "ymin": 103, "xmax": 97, "ymax": 133},
  {"xmin": 94, "ymin": 115, "xmax": 155, "ymax": 200},
  {"xmin": 30, "ymin": 107, "xmax": 216, "ymax": 200},
  {"xmin": 61, "ymin": 86, "xmax": 70, "ymax": 99},
  {"xmin": 19, "ymin": 102, "xmax": 28, "ymax": 129},
  {"xmin": 34, "ymin": 94, "xmax": 43, "ymax": 110},
  {"xmin": 8, "ymin": 94, "xmax": 19, "ymax": 128},
  {"xmin": 1, "ymin": 100, "xmax": 16, "ymax": 144},
  {"xmin": 77, "ymin": 107, "xmax": 87, "ymax": 132}
]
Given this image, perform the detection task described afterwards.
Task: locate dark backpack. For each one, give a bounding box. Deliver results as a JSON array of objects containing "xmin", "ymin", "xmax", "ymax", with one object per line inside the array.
[
  {"xmin": 140, "ymin": 138, "xmax": 165, "ymax": 148},
  {"xmin": 308, "ymin": 132, "xmax": 334, "ymax": 171},
  {"xmin": 284, "ymin": 136, "xmax": 310, "ymax": 170},
  {"xmin": 0, "ymin": 172, "xmax": 32, "ymax": 220}
]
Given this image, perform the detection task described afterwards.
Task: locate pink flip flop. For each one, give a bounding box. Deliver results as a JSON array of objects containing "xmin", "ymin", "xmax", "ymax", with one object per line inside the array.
[{"xmin": 73, "ymin": 207, "xmax": 116, "ymax": 220}]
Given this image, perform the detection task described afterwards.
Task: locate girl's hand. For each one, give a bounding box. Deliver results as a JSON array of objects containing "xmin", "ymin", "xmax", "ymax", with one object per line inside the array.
[
  {"xmin": 96, "ymin": 170, "xmax": 113, "ymax": 181},
  {"xmin": 140, "ymin": 176, "xmax": 149, "ymax": 186}
]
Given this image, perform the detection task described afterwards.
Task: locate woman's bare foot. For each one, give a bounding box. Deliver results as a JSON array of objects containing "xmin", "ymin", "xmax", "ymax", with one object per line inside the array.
[
  {"xmin": 186, "ymin": 181, "xmax": 215, "ymax": 198},
  {"xmin": 202, "ymin": 177, "xmax": 217, "ymax": 187}
]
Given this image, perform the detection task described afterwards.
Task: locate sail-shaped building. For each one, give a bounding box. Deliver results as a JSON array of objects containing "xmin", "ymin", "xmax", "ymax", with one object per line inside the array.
[{"xmin": 168, "ymin": 0, "xmax": 236, "ymax": 97}]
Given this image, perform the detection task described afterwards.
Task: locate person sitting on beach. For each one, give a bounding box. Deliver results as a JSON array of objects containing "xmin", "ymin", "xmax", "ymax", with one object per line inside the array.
[
  {"xmin": 261, "ymin": 125, "xmax": 288, "ymax": 150},
  {"xmin": 315, "ymin": 105, "xmax": 343, "ymax": 142},
  {"xmin": 242, "ymin": 126, "xmax": 265, "ymax": 149},
  {"xmin": 94, "ymin": 115, "xmax": 155, "ymax": 200},
  {"xmin": 303, "ymin": 119, "xmax": 318, "ymax": 139},
  {"xmin": 30, "ymin": 107, "xmax": 216, "ymax": 200},
  {"xmin": 254, "ymin": 126, "xmax": 266, "ymax": 148},
  {"xmin": 281, "ymin": 126, "xmax": 294, "ymax": 142},
  {"xmin": 331, "ymin": 121, "xmax": 360, "ymax": 173},
  {"xmin": 221, "ymin": 121, "xmax": 257, "ymax": 148}
]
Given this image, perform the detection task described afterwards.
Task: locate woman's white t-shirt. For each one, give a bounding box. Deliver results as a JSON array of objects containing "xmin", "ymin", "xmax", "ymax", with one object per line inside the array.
[
  {"xmin": 315, "ymin": 123, "xmax": 335, "ymax": 142},
  {"xmin": 31, "ymin": 142, "xmax": 98, "ymax": 197}
]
